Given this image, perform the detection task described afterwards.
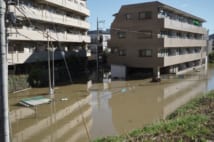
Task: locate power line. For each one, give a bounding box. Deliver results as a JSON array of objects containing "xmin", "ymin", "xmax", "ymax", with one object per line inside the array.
[{"xmin": 9, "ymin": 2, "xmax": 91, "ymax": 141}]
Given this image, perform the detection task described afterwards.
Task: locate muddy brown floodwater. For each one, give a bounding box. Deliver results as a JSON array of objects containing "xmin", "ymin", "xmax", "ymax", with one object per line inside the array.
[{"xmin": 10, "ymin": 65, "xmax": 214, "ymax": 142}]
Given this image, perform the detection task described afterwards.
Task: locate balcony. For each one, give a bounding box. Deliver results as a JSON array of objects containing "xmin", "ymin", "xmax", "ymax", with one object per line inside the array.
[
  {"xmin": 163, "ymin": 52, "xmax": 206, "ymax": 66},
  {"xmin": 163, "ymin": 37, "xmax": 206, "ymax": 48},
  {"xmin": 161, "ymin": 18, "xmax": 207, "ymax": 34},
  {"xmin": 38, "ymin": 0, "xmax": 90, "ymax": 16},
  {"xmin": 9, "ymin": 5, "xmax": 90, "ymax": 30},
  {"xmin": 8, "ymin": 27, "xmax": 90, "ymax": 43},
  {"xmin": 8, "ymin": 49, "xmax": 91, "ymax": 65}
]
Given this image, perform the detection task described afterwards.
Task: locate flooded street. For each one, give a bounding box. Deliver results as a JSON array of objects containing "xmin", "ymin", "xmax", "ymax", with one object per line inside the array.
[{"xmin": 10, "ymin": 65, "xmax": 214, "ymax": 142}]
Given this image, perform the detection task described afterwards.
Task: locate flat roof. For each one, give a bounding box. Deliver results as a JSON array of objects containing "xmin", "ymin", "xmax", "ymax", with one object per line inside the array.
[
  {"xmin": 158, "ymin": 2, "xmax": 206, "ymax": 22},
  {"xmin": 119, "ymin": 1, "xmax": 206, "ymax": 22}
]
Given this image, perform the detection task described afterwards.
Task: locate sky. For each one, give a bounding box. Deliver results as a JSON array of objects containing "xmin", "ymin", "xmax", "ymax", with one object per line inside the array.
[{"xmin": 87, "ymin": 0, "xmax": 214, "ymax": 34}]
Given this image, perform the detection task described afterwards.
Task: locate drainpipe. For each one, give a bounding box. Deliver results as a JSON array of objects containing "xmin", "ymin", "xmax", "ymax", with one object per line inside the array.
[{"xmin": 0, "ymin": 0, "xmax": 10, "ymax": 141}]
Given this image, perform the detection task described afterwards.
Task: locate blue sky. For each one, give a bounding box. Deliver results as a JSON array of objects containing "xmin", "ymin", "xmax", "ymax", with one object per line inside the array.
[{"xmin": 87, "ymin": 0, "xmax": 214, "ymax": 34}]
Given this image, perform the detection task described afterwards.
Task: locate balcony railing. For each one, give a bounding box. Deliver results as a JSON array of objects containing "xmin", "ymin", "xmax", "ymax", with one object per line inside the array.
[
  {"xmin": 8, "ymin": 49, "xmax": 92, "ymax": 65},
  {"xmin": 158, "ymin": 16, "xmax": 207, "ymax": 35},
  {"xmin": 163, "ymin": 37, "xmax": 206, "ymax": 48},
  {"xmin": 9, "ymin": 5, "xmax": 90, "ymax": 30},
  {"xmin": 8, "ymin": 28, "xmax": 90, "ymax": 43},
  {"xmin": 38, "ymin": 0, "xmax": 90, "ymax": 16},
  {"xmin": 163, "ymin": 52, "xmax": 206, "ymax": 66}
]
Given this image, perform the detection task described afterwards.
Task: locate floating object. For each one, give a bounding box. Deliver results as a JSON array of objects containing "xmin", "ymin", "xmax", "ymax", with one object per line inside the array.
[
  {"xmin": 87, "ymin": 80, "xmax": 92, "ymax": 91},
  {"xmin": 19, "ymin": 96, "xmax": 51, "ymax": 107},
  {"xmin": 103, "ymin": 82, "xmax": 109, "ymax": 90},
  {"xmin": 61, "ymin": 97, "xmax": 68, "ymax": 101},
  {"xmin": 121, "ymin": 88, "xmax": 127, "ymax": 93},
  {"xmin": 193, "ymin": 68, "xmax": 201, "ymax": 72}
]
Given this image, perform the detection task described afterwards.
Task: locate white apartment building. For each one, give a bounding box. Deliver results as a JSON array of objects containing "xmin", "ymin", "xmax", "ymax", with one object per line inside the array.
[
  {"xmin": 88, "ymin": 30, "xmax": 111, "ymax": 61},
  {"xmin": 7, "ymin": 0, "xmax": 90, "ymax": 65},
  {"xmin": 88, "ymin": 30, "xmax": 111, "ymax": 52}
]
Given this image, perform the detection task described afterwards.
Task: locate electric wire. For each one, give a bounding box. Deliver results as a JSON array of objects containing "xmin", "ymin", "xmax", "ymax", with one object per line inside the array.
[{"xmin": 10, "ymin": 2, "xmax": 91, "ymax": 141}]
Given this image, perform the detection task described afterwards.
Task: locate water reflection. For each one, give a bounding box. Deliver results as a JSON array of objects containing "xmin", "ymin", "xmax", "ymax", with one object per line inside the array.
[
  {"xmin": 10, "ymin": 66, "xmax": 214, "ymax": 142},
  {"xmin": 89, "ymin": 67, "xmax": 214, "ymax": 139},
  {"xmin": 10, "ymin": 85, "xmax": 92, "ymax": 142}
]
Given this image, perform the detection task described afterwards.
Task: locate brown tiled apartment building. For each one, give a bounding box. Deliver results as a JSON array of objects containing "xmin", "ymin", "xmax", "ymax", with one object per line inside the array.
[{"xmin": 108, "ymin": 1, "xmax": 208, "ymax": 79}]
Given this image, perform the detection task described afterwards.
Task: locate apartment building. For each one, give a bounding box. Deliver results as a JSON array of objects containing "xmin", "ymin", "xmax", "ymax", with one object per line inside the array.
[
  {"xmin": 108, "ymin": 1, "xmax": 208, "ymax": 79},
  {"xmin": 88, "ymin": 30, "xmax": 111, "ymax": 53},
  {"xmin": 208, "ymin": 34, "xmax": 214, "ymax": 54},
  {"xmin": 88, "ymin": 30, "xmax": 111, "ymax": 61},
  {"xmin": 7, "ymin": 0, "xmax": 90, "ymax": 66}
]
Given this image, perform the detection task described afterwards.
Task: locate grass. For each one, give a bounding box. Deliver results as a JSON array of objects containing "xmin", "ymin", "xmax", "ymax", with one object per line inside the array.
[{"xmin": 93, "ymin": 91, "xmax": 214, "ymax": 142}]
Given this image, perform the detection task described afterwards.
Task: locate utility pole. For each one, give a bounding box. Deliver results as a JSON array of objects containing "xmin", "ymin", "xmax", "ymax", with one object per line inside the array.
[
  {"xmin": 96, "ymin": 17, "xmax": 99, "ymax": 81},
  {"xmin": 96, "ymin": 17, "xmax": 105, "ymax": 81},
  {"xmin": 0, "ymin": 0, "xmax": 10, "ymax": 141}
]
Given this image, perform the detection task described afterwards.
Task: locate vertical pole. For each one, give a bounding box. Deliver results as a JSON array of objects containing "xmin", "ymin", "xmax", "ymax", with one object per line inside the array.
[
  {"xmin": 0, "ymin": 0, "xmax": 10, "ymax": 141},
  {"xmin": 96, "ymin": 17, "xmax": 99, "ymax": 81},
  {"xmin": 51, "ymin": 44, "xmax": 55, "ymax": 95},
  {"xmin": 47, "ymin": 32, "xmax": 53, "ymax": 97}
]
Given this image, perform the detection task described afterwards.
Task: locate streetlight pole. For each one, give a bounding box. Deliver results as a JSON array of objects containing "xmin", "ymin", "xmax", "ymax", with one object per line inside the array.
[{"xmin": 0, "ymin": 0, "xmax": 10, "ymax": 141}]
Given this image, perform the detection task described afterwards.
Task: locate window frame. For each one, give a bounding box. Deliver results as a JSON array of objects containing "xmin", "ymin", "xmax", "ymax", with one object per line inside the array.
[
  {"xmin": 119, "ymin": 49, "xmax": 127, "ymax": 56},
  {"xmin": 117, "ymin": 31, "xmax": 126, "ymax": 39},
  {"xmin": 138, "ymin": 11, "xmax": 152, "ymax": 20},
  {"xmin": 125, "ymin": 13, "xmax": 132, "ymax": 20},
  {"xmin": 139, "ymin": 49, "xmax": 152, "ymax": 57}
]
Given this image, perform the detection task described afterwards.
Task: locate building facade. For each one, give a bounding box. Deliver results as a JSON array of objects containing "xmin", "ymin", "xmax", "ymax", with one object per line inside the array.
[
  {"xmin": 88, "ymin": 30, "xmax": 111, "ymax": 58},
  {"xmin": 208, "ymin": 34, "xmax": 214, "ymax": 54},
  {"xmin": 108, "ymin": 1, "xmax": 207, "ymax": 79},
  {"xmin": 7, "ymin": 0, "xmax": 90, "ymax": 65}
]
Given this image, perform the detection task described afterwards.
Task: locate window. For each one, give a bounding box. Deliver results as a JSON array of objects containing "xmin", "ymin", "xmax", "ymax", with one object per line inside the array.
[
  {"xmin": 117, "ymin": 31, "xmax": 126, "ymax": 38},
  {"xmin": 119, "ymin": 49, "xmax": 126, "ymax": 56},
  {"xmin": 111, "ymin": 47, "xmax": 119, "ymax": 54},
  {"xmin": 125, "ymin": 13, "xmax": 132, "ymax": 20},
  {"xmin": 139, "ymin": 11, "xmax": 152, "ymax": 20},
  {"xmin": 137, "ymin": 31, "xmax": 152, "ymax": 38},
  {"xmin": 139, "ymin": 49, "xmax": 152, "ymax": 57}
]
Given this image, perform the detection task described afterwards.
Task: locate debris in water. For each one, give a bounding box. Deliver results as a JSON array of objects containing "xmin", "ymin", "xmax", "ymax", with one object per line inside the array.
[
  {"xmin": 19, "ymin": 96, "xmax": 51, "ymax": 107},
  {"xmin": 61, "ymin": 98, "xmax": 68, "ymax": 101},
  {"xmin": 121, "ymin": 88, "xmax": 127, "ymax": 93}
]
